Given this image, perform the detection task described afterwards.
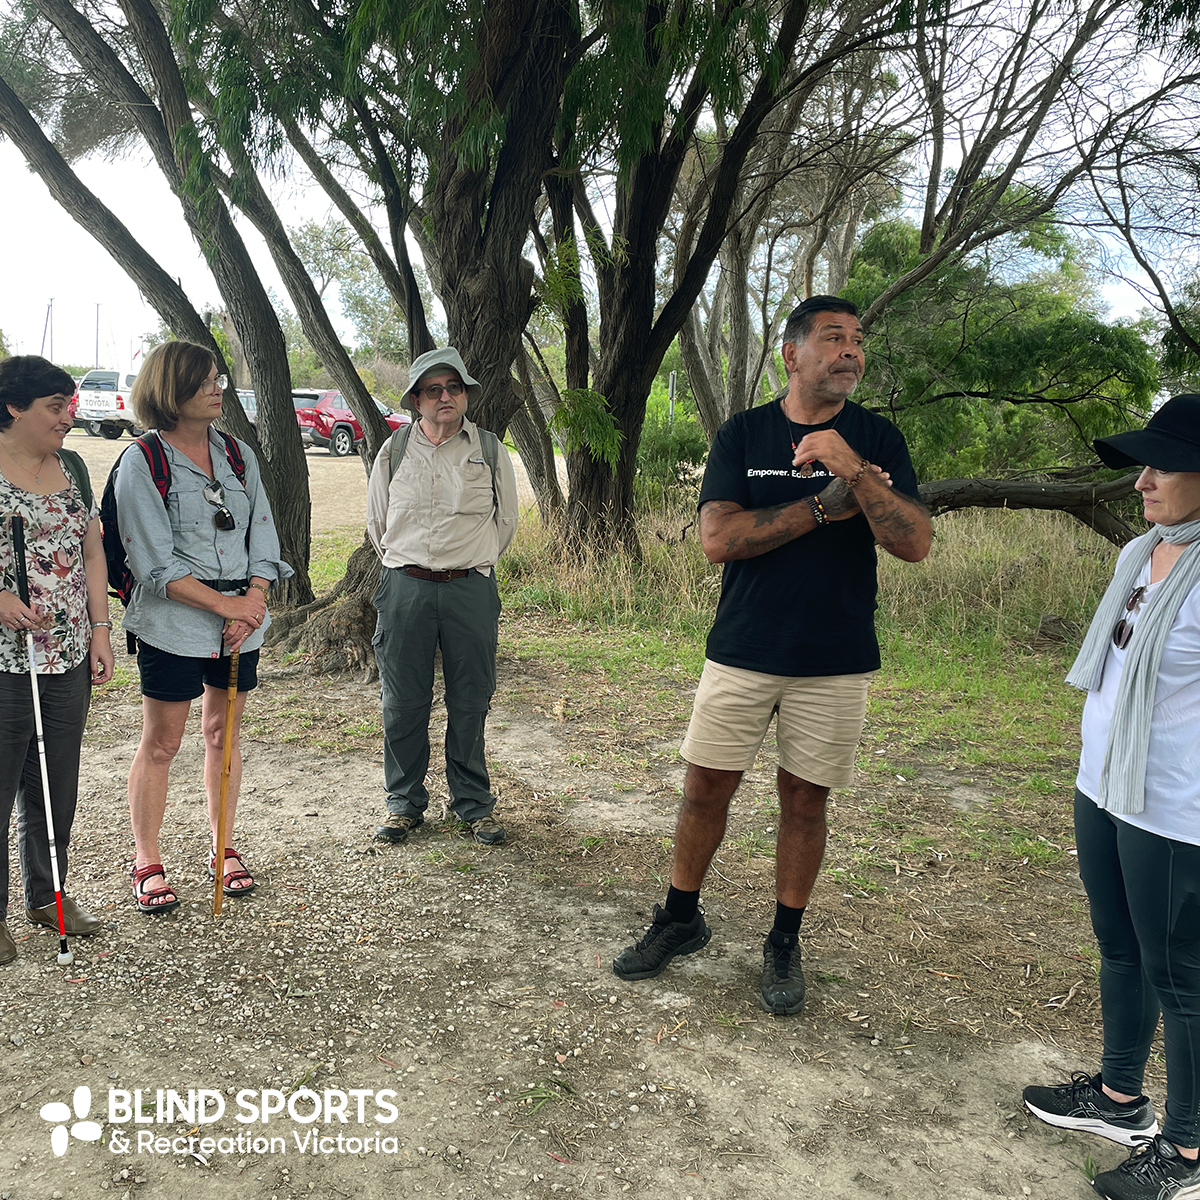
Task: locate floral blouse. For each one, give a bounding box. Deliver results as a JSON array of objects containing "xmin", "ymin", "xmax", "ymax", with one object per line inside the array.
[{"xmin": 0, "ymin": 459, "xmax": 94, "ymax": 674}]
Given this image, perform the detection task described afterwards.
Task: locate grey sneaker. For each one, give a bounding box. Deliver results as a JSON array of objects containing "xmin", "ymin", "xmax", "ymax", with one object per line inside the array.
[
  {"xmin": 761, "ymin": 933, "xmax": 805, "ymax": 1015},
  {"xmin": 613, "ymin": 905, "xmax": 711, "ymax": 981},
  {"xmin": 1092, "ymin": 1134, "xmax": 1200, "ymax": 1200},
  {"xmin": 1023, "ymin": 1073, "xmax": 1158, "ymax": 1147},
  {"xmin": 374, "ymin": 813, "xmax": 424, "ymax": 844},
  {"xmin": 470, "ymin": 816, "xmax": 506, "ymax": 845}
]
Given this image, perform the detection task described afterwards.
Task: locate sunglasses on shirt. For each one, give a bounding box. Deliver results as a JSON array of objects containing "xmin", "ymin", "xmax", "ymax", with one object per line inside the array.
[
  {"xmin": 202, "ymin": 481, "xmax": 236, "ymax": 531},
  {"xmin": 1112, "ymin": 584, "xmax": 1147, "ymax": 650}
]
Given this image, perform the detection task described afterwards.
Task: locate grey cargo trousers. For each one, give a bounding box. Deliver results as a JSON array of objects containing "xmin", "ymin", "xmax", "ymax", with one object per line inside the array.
[{"xmin": 372, "ymin": 566, "xmax": 500, "ymax": 822}]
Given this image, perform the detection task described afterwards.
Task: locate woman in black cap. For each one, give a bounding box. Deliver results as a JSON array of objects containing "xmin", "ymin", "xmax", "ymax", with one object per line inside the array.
[{"xmin": 1022, "ymin": 394, "xmax": 1200, "ymax": 1200}]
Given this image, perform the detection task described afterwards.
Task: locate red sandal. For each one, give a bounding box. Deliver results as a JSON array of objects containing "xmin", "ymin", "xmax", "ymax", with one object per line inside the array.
[
  {"xmin": 208, "ymin": 848, "xmax": 257, "ymax": 897},
  {"xmin": 131, "ymin": 863, "xmax": 181, "ymax": 915}
]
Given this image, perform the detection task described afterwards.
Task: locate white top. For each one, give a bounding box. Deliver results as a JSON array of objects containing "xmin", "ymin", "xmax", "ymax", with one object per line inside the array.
[{"xmin": 1076, "ymin": 554, "xmax": 1200, "ymax": 846}]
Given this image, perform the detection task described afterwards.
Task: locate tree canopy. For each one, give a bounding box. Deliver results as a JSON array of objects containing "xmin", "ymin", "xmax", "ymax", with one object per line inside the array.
[{"xmin": 2, "ymin": 0, "xmax": 1197, "ymax": 586}]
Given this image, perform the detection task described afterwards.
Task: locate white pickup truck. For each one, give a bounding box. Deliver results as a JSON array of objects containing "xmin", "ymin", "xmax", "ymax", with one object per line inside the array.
[{"xmin": 74, "ymin": 369, "xmax": 141, "ymax": 438}]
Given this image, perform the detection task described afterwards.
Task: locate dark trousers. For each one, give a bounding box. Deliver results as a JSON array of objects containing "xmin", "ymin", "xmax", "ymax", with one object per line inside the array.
[
  {"xmin": 1075, "ymin": 789, "xmax": 1200, "ymax": 1147},
  {"xmin": 373, "ymin": 567, "xmax": 500, "ymax": 822},
  {"xmin": 0, "ymin": 662, "xmax": 91, "ymax": 919}
]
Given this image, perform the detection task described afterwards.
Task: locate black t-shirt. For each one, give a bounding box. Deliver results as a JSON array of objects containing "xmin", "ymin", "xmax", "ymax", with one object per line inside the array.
[{"xmin": 699, "ymin": 399, "xmax": 920, "ymax": 677}]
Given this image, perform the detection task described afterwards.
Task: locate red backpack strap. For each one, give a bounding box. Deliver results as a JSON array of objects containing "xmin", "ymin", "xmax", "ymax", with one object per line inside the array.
[
  {"xmin": 217, "ymin": 431, "xmax": 247, "ymax": 484},
  {"xmin": 135, "ymin": 433, "xmax": 171, "ymax": 503}
]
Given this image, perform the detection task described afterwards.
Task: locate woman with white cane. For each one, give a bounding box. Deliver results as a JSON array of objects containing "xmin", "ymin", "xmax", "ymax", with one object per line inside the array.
[
  {"xmin": 0, "ymin": 355, "xmax": 113, "ymax": 966},
  {"xmin": 115, "ymin": 341, "xmax": 290, "ymax": 913}
]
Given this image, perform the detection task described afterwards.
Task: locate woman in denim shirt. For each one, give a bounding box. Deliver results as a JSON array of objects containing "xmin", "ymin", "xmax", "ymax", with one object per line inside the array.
[{"xmin": 114, "ymin": 341, "xmax": 292, "ymax": 913}]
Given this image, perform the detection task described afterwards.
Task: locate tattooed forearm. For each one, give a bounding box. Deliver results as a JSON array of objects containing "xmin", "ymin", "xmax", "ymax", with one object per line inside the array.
[
  {"xmin": 725, "ymin": 525, "xmax": 800, "ymax": 557},
  {"xmin": 701, "ymin": 498, "xmax": 816, "ymax": 562},
  {"xmin": 752, "ymin": 503, "xmax": 792, "ymax": 528},
  {"xmin": 817, "ymin": 478, "xmax": 858, "ymax": 518},
  {"xmin": 861, "ymin": 493, "xmax": 930, "ymax": 561}
]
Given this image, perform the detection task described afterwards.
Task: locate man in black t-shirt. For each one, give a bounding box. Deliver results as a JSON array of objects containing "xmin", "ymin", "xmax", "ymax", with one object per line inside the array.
[{"xmin": 614, "ymin": 296, "xmax": 931, "ymax": 1015}]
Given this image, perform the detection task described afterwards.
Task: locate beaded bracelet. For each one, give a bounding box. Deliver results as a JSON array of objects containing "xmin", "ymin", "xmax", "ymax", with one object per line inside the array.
[
  {"xmin": 807, "ymin": 495, "xmax": 828, "ymax": 526},
  {"xmin": 846, "ymin": 459, "xmax": 871, "ymax": 488}
]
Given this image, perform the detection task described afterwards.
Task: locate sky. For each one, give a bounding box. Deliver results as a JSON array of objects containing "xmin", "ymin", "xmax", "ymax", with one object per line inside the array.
[
  {"xmin": 0, "ymin": 140, "xmax": 353, "ymax": 371},
  {"xmin": 0, "ymin": 139, "xmax": 1154, "ymax": 376}
]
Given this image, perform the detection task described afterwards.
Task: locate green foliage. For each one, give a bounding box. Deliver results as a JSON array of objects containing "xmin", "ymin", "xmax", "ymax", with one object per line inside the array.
[
  {"xmin": 289, "ymin": 218, "xmax": 432, "ymax": 360},
  {"xmin": 1159, "ymin": 270, "xmax": 1200, "ymax": 394},
  {"xmin": 0, "ymin": 328, "xmax": 8, "ymax": 359},
  {"xmin": 548, "ymin": 388, "xmax": 623, "ymax": 474},
  {"xmin": 273, "ymin": 297, "xmax": 327, "ymax": 387},
  {"xmin": 565, "ymin": 0, "xmax": 782, "ymax": 181},
  {"xmin": 0, "ymin": 3, "xmax": 139, "ymax": 163},
  {"xmin": 540, "ymin": 237, "xmax": 586, "ymax": 316},
  {"xmin": 208, "ymin": 317, "xmax": 234, "ymax": 369},
  {"xmin": 845, "ymin": 219, "xmax": 1160, "ymax": 479},
  {"xmin": 1136, "ymin": 0, "xmax": 1200, "ymax": 51},
  {"xmin": 636, "ymin": 378, "xmax": 708, "ymax": 507}
]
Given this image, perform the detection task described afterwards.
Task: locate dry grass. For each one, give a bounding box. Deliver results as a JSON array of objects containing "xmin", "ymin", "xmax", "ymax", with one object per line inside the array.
[
  {"xmin": 877, "ymin": 507, "xmax": 1119, "ymax": 646},
  {"xmin": 500, "ymin": 501, "xmax": 1121, "ymax": 660}
]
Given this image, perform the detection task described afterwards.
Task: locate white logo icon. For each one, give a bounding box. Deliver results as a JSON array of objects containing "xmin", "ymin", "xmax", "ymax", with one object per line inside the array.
[{"xmin": 40, "ymin": 1085, "xmax": 103, "ymax": 1156}]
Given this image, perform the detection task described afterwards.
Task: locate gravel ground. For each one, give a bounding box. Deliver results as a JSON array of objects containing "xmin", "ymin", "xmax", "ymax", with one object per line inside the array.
[{"xmin": 0, "ymin": 646, "xmax": 1139, "ymax": 1200}]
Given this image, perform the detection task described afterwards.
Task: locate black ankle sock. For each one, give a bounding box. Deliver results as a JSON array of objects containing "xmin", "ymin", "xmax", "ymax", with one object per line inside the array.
[
  {"xmin": 770, "ymin": 902, "xmax": 805, "ymax": 946},
  {"xmin": 665, "ymin": 886, "xmax": 700, "ymax": 923}
]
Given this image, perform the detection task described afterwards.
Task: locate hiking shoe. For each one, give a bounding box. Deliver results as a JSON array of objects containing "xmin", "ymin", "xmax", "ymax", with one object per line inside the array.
[
  {"xmin": 374, "ymin": 813, "xmax": 424, "ymax": 844},
  {"xmin": 612, "ymin": 905, "xmax": 711, "ymax": 981},
  {"xmin": 1092, "ymin": 1134, "xmax": 1200, "ymax": 1200},
  {"xmin": 470, "ymin": 816, "xmax": 506, "ymax": 845},
  {"xmin": 0, "ymin": 921, "xmax": 16, "ymax": 966},
  {"xmin": 761, "ymin": 932, "xmax": 805, "ymax": 1015},
  {"xmin": 1023, "ymin": 1073, "xmax": 1158, "ymax": 1146}
]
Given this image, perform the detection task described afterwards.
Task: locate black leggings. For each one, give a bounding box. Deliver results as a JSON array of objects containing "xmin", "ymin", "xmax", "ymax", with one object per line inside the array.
[{"xmin": 1075, "ymin": 789, "xmax": 1200, "ymax": 1147}]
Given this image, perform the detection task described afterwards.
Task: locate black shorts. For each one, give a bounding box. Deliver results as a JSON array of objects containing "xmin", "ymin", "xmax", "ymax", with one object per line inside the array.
[{"xmin": 136, "ymin": 641, "xmax": 260, "ymax": 703}]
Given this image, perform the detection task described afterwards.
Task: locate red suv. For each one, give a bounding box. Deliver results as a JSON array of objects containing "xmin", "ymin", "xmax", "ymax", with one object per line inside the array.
[{"xmin": 292, "ymin": 391, "xmax": 409, "ymax": 456}]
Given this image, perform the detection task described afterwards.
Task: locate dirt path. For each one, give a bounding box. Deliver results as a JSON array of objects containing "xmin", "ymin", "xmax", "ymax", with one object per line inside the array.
[{"xmin": 0, "ymin": 630, "xmax": 1135, "ymax": 1200}]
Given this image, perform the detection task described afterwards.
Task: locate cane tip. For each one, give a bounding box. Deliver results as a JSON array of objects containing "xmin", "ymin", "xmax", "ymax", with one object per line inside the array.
[{"xmin": 57, "ymin": 950, "xmax": 74, "ymax": 966}]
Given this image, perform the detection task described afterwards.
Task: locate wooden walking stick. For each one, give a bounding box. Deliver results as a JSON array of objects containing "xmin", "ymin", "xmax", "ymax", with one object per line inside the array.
[{"xmin": 213, "ymin": 643, "xmax": 239, "ymax": 916}]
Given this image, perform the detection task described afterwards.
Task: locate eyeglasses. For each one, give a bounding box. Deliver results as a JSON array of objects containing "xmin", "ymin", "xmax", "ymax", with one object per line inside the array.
[
  {"xmin": 202, "ymin": 481, "xmax": 236, "ymax": 531},
  {"xmin": 1112, "ymin": 585, "xmax": 1147, "ymax": 649},
  {"xmin": 416, "ymin": 381, "xmax": 465, "ymax": 401},
  {"xmin": 200, "ymin": 375, "xmax": 230, "ymax": 393}
]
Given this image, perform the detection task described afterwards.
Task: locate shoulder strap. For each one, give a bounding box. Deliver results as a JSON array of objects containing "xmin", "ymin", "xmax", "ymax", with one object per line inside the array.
[
  {"xmin": 478, "ymin": 429, "xmax": 500, "ymax": 500},
  {"xmin": 386, "ymin": 422, "xmax": 413, "ymax": 483},
  {"xmin": 58, "ymin": 448, "xmax": 94, "ymax": 511},
  {"xmin": 134, "ymin": 433, "xmax": 172, "ymax": 504},
  {"xmin": 217, "ymin": 431, "xmax": 247, "ymax": 484}
]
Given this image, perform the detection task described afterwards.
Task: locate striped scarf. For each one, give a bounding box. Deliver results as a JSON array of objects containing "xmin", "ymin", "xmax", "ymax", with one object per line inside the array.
[{"xmin": 1066, "ymin": 519, "xmax": 1200, "ymax": 814}]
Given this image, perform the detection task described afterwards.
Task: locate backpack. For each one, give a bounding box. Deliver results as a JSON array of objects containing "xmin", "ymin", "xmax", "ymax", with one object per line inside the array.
[
  {"xmin": 100, "ymin": 432, "xmax": 246, "ymax": 649},
  {"xmin": 386, "ymin": 422, "xmax": 500, "ymax": 496},
  {"xmin": 58, "ymin": 448, "xmax": 94, "ymax": 511}
]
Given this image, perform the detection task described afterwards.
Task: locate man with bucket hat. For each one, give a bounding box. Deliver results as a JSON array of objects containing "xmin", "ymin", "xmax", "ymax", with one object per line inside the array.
[{"xmin": 366, "ymin": 348, "xmax": 518, "ymax": 845}]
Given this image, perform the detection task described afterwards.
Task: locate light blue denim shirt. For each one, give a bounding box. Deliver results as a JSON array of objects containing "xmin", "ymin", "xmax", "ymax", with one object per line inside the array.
[{"xmin": 114, "ymin": 429, "xmax": 293, "ymax": 659}]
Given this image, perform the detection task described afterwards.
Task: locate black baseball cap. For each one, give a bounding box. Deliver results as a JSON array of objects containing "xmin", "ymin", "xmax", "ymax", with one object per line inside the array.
[{"xmin": 1094, "ymin": 394, "xmax": 1200, "ymax": 472}]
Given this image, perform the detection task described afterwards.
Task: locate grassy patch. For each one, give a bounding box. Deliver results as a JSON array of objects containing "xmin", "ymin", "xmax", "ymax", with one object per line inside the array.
[{"xmin": 310, "ymin": 528, "xmax": 366, "ymax": 593}]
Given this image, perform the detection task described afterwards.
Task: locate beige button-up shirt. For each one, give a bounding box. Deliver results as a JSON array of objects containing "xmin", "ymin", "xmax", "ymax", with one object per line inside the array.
[{"xmin": 366, "ymin": 416, "xmax": 518, "ymax": 574}]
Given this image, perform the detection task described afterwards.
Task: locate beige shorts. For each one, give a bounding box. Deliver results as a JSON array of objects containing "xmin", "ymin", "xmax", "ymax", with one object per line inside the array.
[{"xmin": 680, "ymin": 659, "xmax": 874, "ymax": 788}]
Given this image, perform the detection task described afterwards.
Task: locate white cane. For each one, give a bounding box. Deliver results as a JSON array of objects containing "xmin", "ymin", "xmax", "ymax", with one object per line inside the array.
[{"xmin": 10, "ymin": 514, "xmax": 73, "ymax": 966}]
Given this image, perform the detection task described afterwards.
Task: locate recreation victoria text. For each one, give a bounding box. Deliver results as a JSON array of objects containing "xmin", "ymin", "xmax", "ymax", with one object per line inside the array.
[{"xmin": 102, "ymin": 1086, "xmax": 410, "ymax": 1157}]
